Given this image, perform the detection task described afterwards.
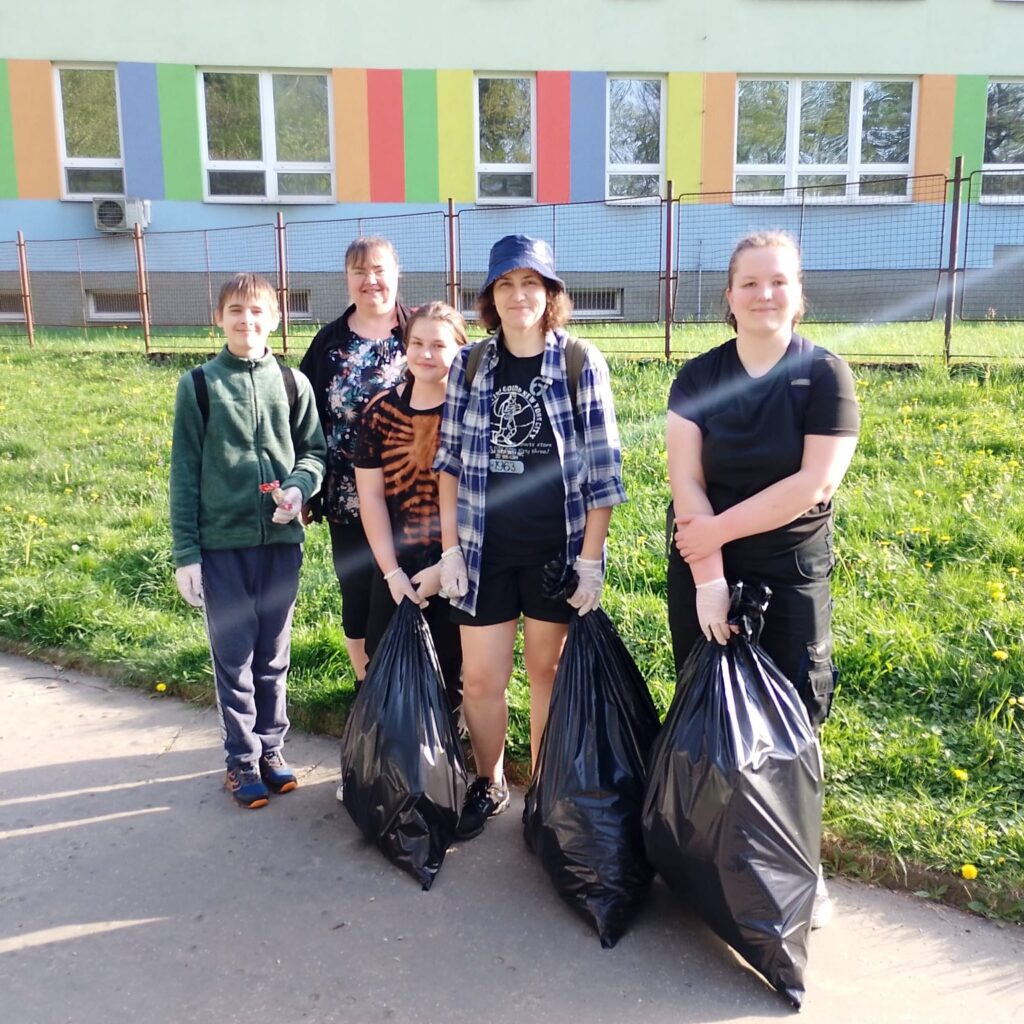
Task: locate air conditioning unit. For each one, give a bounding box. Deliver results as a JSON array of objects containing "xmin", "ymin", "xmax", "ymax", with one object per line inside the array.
[{"xmin": 92, "ymin": 197, "xmax": 151, "ymax": 233}]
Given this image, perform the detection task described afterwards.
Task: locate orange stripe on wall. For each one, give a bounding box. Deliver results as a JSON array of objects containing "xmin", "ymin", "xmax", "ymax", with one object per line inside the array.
[
  {"xmin": 333, "ymin": 68, "xmax": 370, "ymax": 203},
  {"xmin": 367, "ymin": 69, "xmax": 404, "ymax": 202},
  {"xmin": 913, "ymin": 75, "xmax": 956, "ymax": 202},
  {"xmin": 701, "ymin": 72, "xmax": 736, "ymax": 200},
  {"xmin": 537, "ymin": 71, "xmax": 571, "ymax": 204},
  {"xmin": 8, "ymin": 60, "xmax": 61, "ymax": 199}
]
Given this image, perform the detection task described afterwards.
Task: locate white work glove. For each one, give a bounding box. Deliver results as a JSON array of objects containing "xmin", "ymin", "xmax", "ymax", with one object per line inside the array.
[
  {"xmin": 383, "ymin": 567, "xmax": 427, "ymax": 608},
  {"xmin": 271, "ymin": 486, "xmax": 303, "ymax": 525},
  {"xmin": 411, "ymin": 562, "xmax": 442, "ymax": 601},
  {"xmin": 566, "ymin": 556, "xmax": 604, "ymax": 616},
  {"xmin": 695, "ymin": 577, "xmax": 732, "ymax": 645},
  {"xmin": 438, "ymin": 546, "xmax": 468, "ymax": 599},
  {"xmin": 175, "ymin": 564, "xmax": 204, "ymax": 608}
]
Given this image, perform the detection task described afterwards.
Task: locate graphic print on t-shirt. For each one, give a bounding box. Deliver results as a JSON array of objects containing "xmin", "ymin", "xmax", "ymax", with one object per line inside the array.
[{"xmin": 489, "ymin": 376, "xmax": 551, "ymax": 473}]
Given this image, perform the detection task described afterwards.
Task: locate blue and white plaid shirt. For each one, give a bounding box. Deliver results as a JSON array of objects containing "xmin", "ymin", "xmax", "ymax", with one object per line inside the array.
[{"xmin": 433, "ymin": 329, "xmax": 627, "ymax": 617}]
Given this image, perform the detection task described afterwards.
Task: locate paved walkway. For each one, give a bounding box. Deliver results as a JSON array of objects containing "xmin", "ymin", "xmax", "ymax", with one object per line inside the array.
[{"xmin": 0, "ymin": 651, "xmax": 1021, "ymax": 1024}]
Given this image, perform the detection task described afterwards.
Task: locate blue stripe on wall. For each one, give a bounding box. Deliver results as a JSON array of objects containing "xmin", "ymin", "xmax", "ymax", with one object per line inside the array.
[
  {"xmin": 570, "ymin": 72, "xmax": 605, "ymax": 203},
  {"xmin": 118, "ymin": 62, "xmax": 164, "ymax": 200}
]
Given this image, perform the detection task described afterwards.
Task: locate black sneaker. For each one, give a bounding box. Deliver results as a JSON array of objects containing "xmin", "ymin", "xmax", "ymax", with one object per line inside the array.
[
  {"xmin": 225, "ymin": 763, "xmax": 269, "ymax": 809},
  {"xmin": 259, "ymin": 750, "xmax": 298, "ymax": 793},
  {"xmin": 455, "ymin": 776, "xmax": 510, "ymax": 840}
]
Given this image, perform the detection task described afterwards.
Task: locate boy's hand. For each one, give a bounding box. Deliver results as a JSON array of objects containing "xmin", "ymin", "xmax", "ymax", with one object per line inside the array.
[
  {"xmin": 271, "ymin": 486, "xmax": 303, "ymax": 524},
  {"xmin": 175, "ymin": 564, "xmax": 204, "ymax": 608},
  {"xmin": 411, "ymin": 562, "xmax": 442, "ymax": 601}
]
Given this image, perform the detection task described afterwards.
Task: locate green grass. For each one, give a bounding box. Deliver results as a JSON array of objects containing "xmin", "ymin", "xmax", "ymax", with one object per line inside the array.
[
  {"xmin": 0, "ymin": 341, "xmax": 1022, "ymax": 920},
  {"xmin": 4, "ymin": 318, "xmax": 1024, "ymax": 362}
]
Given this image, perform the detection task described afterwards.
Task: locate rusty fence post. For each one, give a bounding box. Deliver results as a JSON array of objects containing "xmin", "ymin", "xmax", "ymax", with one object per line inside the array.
[
  {"xmin": 943, "ymin": 155, "xmax": 964, "ymax": 365},
  {"xmin": 132, "ymin": 223, "xmax": 151, "ymax": 354},
  {"xmin": 16, "ymin": 230, "xmax": 34, "ymax": 348},
  {"xmin": 663, "ymin": 180, "xmax": 674, "ymax": 360},
  {"xmin": 276, "ymin": 213, "xmax": 289, "ymax": 354},
  {"xmin": 447, "ymin": 198, "xmax": 458, "ymax": 309}
]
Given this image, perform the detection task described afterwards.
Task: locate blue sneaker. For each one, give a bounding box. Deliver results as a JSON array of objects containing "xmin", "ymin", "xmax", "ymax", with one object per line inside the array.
[
  {"xmin": 226, "ymin": 763, "xmax": 269, "ymax": 809},
  {"xmin": 259, "ymin": 750, "xmax": 298, "ymax": 794}
]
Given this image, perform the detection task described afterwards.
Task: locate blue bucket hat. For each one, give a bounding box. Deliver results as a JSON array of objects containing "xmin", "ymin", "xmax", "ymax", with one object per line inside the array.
[{"xmin": 482, "ymin": 234, "xmax": 565, "ymax": 293}]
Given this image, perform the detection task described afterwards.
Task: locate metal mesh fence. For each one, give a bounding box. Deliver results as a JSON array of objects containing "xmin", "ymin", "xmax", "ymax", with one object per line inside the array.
[
  {"xmin": 673, "ymin": 175, "xmax": 950, "ymax": 325},
  {"xmin": 3, "ymin": 173, "xmax": 1023, "ymax": 359},
  {"xmin": 0, "ymin": 240, "xmax": 27, "ymax": 339},
  {"xmin": 455, "ymin": 200, "xmax": 664, "ymax": 322},
  {"xmin": 961, "ymin": 171, "xmax": 1024, "ymax": 323},
  {"xmin": 142, "ymin": 224, "xmax": 278, "ymax": 339},
  {"xmin": 285, "ymin": 211, "xmax": 449, "ymax": 326}
]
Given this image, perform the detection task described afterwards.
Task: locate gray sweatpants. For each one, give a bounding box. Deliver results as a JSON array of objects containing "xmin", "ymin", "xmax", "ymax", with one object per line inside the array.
[{"xmin": 201, "ymin": 545, "xmax": 302, "ymax": 767}]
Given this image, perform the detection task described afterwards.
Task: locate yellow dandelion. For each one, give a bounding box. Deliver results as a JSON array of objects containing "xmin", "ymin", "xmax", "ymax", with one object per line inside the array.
[
  {"xmin": 63, "ymin": 487, "xmax": 73, "ymax": 494},
  {"xmin": 961, "ymin": 864, "xmax": 978, "ymax": 881},
  {"xmin": 155, "ymin": 682, "xmax": 167, "ymax": 693},
  {"xmin": 1007, "ymin": 567, "xmax": 1019, "ymax": 576},
  {"xmin": 913, "ymin": 489, "xmax": 925, "ymax": 498},
  {"xmin": 951, "ymin": 767, "xmax": 969, "ymax": 782},
  {"xmin": 1009, "ymin": 696, "xmax": 1018, "ymax": 706},
  {"xmin": 924, "ymin": 562, "xmax": 933, "ymax": 569},
  {"xmin": 993, "ymin": 649, "xmax": 1009, "ymax": 661},
  {"xmin": 939, "ymin": 534, "xmax": 952, "ymax": 543}
]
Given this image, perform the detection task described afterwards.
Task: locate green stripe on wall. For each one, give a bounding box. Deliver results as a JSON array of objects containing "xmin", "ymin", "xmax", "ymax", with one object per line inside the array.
[
  {"xmin": 403, "ymin": 69, "xmax": 438, "ymax": 203},
  {"xmin": 157, "ymin": 63, "xmax": 203, "ymax": 201},
  {"xmin": 951, "ymin": 75, "xmax": 987, "ymax": 183},
  {"xmin": 0, "ymin": 61, "xmax": 17, "ymax": 199}
]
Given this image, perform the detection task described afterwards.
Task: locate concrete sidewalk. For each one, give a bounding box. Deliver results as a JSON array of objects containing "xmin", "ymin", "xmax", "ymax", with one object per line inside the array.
[{"xmin": 0, "ymin": 651, "xmax": 1021, "ymax": 1024}]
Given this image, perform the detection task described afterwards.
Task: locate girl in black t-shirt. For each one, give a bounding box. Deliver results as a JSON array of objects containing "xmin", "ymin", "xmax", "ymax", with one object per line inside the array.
[{"xmin": 666, "ymin": 231, "xmax": 859, "ymax": 927}]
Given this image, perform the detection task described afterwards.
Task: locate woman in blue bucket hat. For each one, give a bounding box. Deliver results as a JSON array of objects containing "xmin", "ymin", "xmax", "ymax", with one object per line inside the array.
[{"xmin": 433, "ymin": 234, "xmax": 627, "ymax": 839}]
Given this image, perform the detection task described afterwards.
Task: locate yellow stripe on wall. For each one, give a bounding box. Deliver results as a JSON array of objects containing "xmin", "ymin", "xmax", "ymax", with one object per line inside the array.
[
  {"xmin": 665, "ymin": 73, "xmax": 702, "ymax": 198},
  {"xmin": 9, "ymin": 60, "xmax": 61, "ymax": 199},
  {"xmin": 437, "ymin": 69, "xmax": 475, "ymax": 203}
]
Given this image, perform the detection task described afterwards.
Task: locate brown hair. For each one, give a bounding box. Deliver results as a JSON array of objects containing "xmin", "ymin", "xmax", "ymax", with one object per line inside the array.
[
  {"xmin": 405, "ymin": 301, "xmax": 469, "ymax": 347},
  {"xmin": 476, "ymin": 279, "xmax": 574, "ymax": 333},
  {"xmin": 216, "ymin": 273, "xmax": 279, "ymax": 318},
  {"xmin": 724, "ymin": 231, "xmax": 805, "ymax": 330},
  {"xmin": 345, "ymin": 236, "xmax": 399, "ymax": 271}
]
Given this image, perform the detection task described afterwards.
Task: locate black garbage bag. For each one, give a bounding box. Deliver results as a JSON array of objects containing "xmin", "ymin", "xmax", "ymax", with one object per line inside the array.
[
  {"xmin": 524, "ymin": 606, "xmax": 662, "ymax": 948},
  {"xmin": 642, "ymin": 582, "xmax": 822, "ymax": 1009},
  {"xmin": 340, "ymin": 598, "xmax": 467, "ymax": 890}
]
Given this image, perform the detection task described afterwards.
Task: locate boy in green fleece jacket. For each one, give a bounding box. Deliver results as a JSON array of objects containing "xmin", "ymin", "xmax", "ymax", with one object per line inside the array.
[{"xmin": 170, "ymin": 274, "xmax": 326, "ymax": 809}]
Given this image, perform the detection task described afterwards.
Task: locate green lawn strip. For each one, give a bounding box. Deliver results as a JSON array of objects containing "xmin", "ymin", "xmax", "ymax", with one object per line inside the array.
[{"xmin": 1, "ymin": 346, "xmax": 1021, "ymax": 919}]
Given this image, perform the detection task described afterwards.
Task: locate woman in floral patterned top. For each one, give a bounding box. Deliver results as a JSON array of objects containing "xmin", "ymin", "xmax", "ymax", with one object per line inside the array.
[{"xmin": 299, "ymin": 237, "xmax": 410, "ymax": 691}]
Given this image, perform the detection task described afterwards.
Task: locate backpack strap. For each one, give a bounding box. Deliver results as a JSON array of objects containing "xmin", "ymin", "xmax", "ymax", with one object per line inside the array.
[
  {"xmin": 464, "ymin": 335, "xmax": 590, "ymax": 416},
  {"xmin": 190, "ymin": 366, "xmax": 209, "ymax": 426},
  {"xmin": 190, "ymin": 360, "xmax": 297, "ymax": 427}
]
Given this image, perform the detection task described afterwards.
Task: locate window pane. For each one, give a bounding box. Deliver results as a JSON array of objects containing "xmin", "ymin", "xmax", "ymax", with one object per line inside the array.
[
  {"xmin": 66, "ymin": 167, "xmax": 124, "ymax": 194},
  {"xmin": 735, "ymin": 174, "xmax": 787, "ymax": 198},
  {"xmin": 982, "ymin": 172, "xmax": 1024, "ymax": 198},
  {"xmin": 204, "ymin": 73, "xmax": 262, "ymax": 161},
  {"xmin": 799, "ymin": 80, "xmax": 850, "ymax": 165},
  {"xmin": 608, "ymin": 174, "xmax": 660, "ymax": 199},
  {"xmin": 208, "ymin": 170, "xmax": 266, "ymax": 197},
  {"xmin": 861, "ymin": 81, "xmax": 912, "ymax": 163},
  {"xmin": 478, "ymin": 172, "xmax": 532, "ymax": 199},
  {"xmin": 478, "ymin": 78, "xmax": 532, "ymax": 165},
  {"xmin": 799, "ymin": 174, "xmax": 850, "ymax": 199},
  {"xmin": 277, "ymin": 171, "xmax": 332, "ymax": 197},
  {"xmin": 60, "ymin": 69, "xmax": 120, "ymax": 159},
  {"xmin": 608, "ymin": 79, "xmax": 661, "ymax": 166},
  {"xmin": 985, "ymin": 83, "xmax": 1024, "ymax": 164},
  {"xmin": 860, "ymin": 174, "xmax": 909, "ymax": 198},
  {"xmin": 273, "ymin": 74, "xmax": 330, "ymax": 163},
  {"xmin": 737, "ymin": 80, "xmax": 788, "ymax": 164}
]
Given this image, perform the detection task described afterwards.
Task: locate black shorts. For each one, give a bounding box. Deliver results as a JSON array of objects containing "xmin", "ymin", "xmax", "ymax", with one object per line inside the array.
[
  {"xmin": 327, "ymin": 519, "xmax": 376, "ymax": 639},
  {"xmin": 450, "ymin": 551, "xmax": 572, "ymax": 628}
]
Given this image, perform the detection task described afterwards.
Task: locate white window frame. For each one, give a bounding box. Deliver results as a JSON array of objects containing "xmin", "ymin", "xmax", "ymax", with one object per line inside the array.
[
  {"xmin": 606, "ymin": 74, "xmax": 665, "ymax": 204},
  {"xmin": 734, "ymin": 76, "xmax": 917, "ymax": 205},
  {"xmin": 198, "ymin": 68, "xmax": 334, "ymax": 204},
  {"xmin": 981, "ymin": 80, "xmax": 1024, "ymax": 204},
  {"xmin": 474, "ymin": 73, "xmax": 536, "ymax": 205},
  {"xmin": 54, "ymin": 64, "xmax": 126, "ymax": 201}
]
